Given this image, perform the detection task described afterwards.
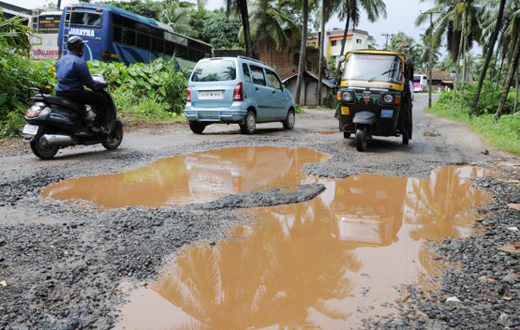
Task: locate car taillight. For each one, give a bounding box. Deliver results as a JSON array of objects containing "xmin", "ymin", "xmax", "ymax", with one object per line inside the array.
[
  {"xmin": 233, "ymin": 82, "xmax": 244, "ymax": 101},
  {"xmin": 187, "ymin": 87, "xmax": 191, "ymax": 102}
]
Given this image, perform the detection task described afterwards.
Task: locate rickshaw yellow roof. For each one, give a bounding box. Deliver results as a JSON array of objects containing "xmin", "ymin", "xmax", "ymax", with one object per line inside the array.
[{"xmin": 347, "ymin": 49, "xmax": 405, "ymax": 57}]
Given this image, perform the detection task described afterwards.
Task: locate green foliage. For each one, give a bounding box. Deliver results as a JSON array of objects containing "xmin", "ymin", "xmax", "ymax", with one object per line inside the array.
[
  {"xmin": 0, "ymin": 46, "xmax": 56, "ymax": 136},
  {"xmin": 327, "ymin": 55, "xmax": 337, "ymax": 76},
  {"xmin": 0, "ymin": 54, "xmax": 188, "ymax": 137},
  {"xmin": 443, "ymin": 80, "xmax": 516, "ymax": 115},
  {"xmin": 0, "ymin": 9, "xmax": 31, "ymax": 52},
  {"xmin": 430, "ymin": 90, "xmax": 520, "ymax": 155},
  {"xmin": 89, "ymin": 58, "xmax": 188, "ymax": 116},
  {"xmin": 201, "ymin": 11, "xmax": 242, "ymax": 49},
  {"xmin": 99, "ymin": 0, "xmax": 164, "ymax": 20}
]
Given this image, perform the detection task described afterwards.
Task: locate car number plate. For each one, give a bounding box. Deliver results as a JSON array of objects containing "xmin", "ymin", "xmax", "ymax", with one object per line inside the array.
[
  {"xmin": 199, "ymin": 91, "xmax": 223, "ymax": 99},
  {"xmin": 22, "ymin": 124, "xmax": 39, "ymax": 135},
  {"xmin": 381, "ymin": 109, "xmax": 394, "ymax": 118}
]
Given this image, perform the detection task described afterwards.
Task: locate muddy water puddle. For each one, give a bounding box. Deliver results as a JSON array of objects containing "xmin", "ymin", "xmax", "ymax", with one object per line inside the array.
[
  {"xmin": 115, "ymin": 166, "xmax": 492, "ymax": 330},
  {"xmin": 41, "ymin": 147, "xmax": 330, "ymax": 208}
]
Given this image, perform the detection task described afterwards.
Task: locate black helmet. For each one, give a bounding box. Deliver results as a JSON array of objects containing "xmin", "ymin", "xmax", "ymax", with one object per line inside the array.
[{"xmin": 67, "ymin": 36, "xmax": 84, "ymax": 51}]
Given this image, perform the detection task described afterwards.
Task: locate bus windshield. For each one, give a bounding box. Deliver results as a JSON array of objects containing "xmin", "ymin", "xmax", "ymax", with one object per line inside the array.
[{"xmin": 343, "ymin": 54, "xmax": 402, "ymax": 84}]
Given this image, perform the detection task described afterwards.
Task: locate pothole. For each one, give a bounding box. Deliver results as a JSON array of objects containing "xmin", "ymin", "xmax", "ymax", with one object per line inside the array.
[
  {"xmin": 41, "ymin": 146, "xmax": 331, "ymax": 208},
  {"xmin": 113, "ymin": 165, "xmax": 492, "ymax": 330}
]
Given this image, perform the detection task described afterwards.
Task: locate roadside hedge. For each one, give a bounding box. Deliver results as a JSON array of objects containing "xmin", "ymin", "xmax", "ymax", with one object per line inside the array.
[{"xmin": 0, "ymin": 54, "xmax": 188, "ymax": 137}]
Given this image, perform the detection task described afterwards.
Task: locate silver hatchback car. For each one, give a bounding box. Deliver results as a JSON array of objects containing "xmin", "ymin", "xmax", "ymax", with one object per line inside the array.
[{"xmin": 184, "ymin": 56, "xmax": 296, "ymax": 134}]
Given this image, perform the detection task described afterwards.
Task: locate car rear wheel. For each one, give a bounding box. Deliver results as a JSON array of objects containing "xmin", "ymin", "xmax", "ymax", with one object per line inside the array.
[
  {"xmin": 283, "ymin": 109, "xmax": 295, "ymax": 130},
  {"xmin": 189, "ymin": 122, "xmax": 206, "ymax": 134},
  {"xmin": 240, "ymin": 110, "xmax": 256, "ymax": 134}
]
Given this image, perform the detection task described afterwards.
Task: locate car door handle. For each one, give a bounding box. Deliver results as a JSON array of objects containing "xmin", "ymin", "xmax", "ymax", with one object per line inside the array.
[
  {"xmin": 272, "ymin": 90, "xmax": 276, "ymax": 94},
  {"xmin": 255, "ymin": 87, "xmax": 259, "ymax": 91}
]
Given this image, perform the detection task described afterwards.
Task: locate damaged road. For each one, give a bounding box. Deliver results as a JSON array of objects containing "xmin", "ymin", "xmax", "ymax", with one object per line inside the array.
[{"xmin": 1, "ymin": 94, "xmax": 519, "ymax": 329}]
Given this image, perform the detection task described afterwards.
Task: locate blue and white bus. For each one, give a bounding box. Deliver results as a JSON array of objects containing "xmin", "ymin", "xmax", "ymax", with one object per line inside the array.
[{"xmin": 57, "ymin": 4, "xmax": 212, "ymax": 67}]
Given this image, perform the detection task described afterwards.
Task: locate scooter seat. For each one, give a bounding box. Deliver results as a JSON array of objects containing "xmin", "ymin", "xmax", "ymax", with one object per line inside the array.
[{"xmin": 33, "ymin": 94, "xmax": 85, "ymax": 114}]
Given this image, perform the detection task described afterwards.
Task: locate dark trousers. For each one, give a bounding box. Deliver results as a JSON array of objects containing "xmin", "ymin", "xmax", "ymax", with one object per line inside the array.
[
  {"xmin": 56, "ymin": 90, "xmax": 106, "ymax": 117},
  {"xmin": 57, "ymin": 90, "xmax": 106, "ymax": 106}
]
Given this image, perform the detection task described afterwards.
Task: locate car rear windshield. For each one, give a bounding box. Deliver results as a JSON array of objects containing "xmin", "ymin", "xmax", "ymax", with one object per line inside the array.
[{"xmin": 191, "ymin": 60, "xmax": 237, "ymax": 82}]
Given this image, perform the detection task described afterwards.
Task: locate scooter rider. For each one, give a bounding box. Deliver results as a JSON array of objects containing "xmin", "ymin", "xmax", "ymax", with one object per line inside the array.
[{"xmin": 55, "ymin": 36, "xmax": 106, "ymax": 124}]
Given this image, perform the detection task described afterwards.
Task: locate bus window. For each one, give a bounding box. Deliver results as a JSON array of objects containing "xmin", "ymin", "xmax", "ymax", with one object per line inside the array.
[
  {"xmin": 152, "ymin": 38, "xmax": 163, "ymax": 53},
  {"xmin": 113, "ymin": 26, "xmax": 122, "ymax": 43},
  {"xmin": 71, "ymin": 12, "xmax": 102, "ymax": 27},
  {"xmin": 123, "ymin": 29, "xmax": 136, "ymax": 46},
  {"xmin": 165, "ymin": 41, "xmax": 175, "ymax": 55},
  {"xmin": 137, "ymin": 33, "xmax": 150, "ymax": 49}
]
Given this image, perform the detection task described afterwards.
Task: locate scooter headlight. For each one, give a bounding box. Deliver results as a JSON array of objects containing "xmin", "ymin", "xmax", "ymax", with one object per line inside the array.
[
  {"xmin": 383, "ymin": 94, "xmax": 394, "ymax": 104},
  {"xmin": 342, "ymin": 91, "xmax": 354, "ymax": 102}
]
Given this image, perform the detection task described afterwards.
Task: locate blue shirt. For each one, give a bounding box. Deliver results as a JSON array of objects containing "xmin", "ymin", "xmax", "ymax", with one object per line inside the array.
[{"xmin": 55, "ymin": 52, "xmax": 101, "ymax": 92}]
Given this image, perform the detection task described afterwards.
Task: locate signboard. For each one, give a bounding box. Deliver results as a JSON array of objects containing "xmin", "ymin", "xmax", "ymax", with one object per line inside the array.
[
  {"xmin": 37, "ymin": 15, "xmax": 60, "ymax": 34},
  {"xmin": 31, "ymin": 34, "xmax": 59, "ymax": 61}
]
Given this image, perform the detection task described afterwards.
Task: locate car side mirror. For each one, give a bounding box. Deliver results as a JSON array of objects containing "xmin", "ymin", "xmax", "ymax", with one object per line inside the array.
[{"xmin": 338, "ymin": 55, "xmax": 346, "ymax": 63}]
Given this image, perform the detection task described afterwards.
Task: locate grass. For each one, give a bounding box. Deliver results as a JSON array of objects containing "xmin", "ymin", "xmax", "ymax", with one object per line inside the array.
[{"xmin": 428, "ymin": 102, "xmax": 520, "ymax": 156}]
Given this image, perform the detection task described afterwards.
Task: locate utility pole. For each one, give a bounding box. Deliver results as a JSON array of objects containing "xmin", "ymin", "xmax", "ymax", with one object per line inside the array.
[
  {"xmin": 420, "ymin": 10, "xmax": 441, "ymax": 108},
  {"xmin": 57, "ymin": 0, "xmax": 62, "ymax": 9},
  {"xmin": 381, "ymin": 33, "xmax": 393, "ymax": 49}
]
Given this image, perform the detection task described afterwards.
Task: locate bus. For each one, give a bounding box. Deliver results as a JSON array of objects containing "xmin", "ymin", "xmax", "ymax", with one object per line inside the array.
[
  {"xmin": 30, "ymin": 11, "xmax": 61, "ymax": 61},
  {"xmin": 57, "ymin": 4, "xmax": 212, "ymax": 67},
  {"xmin": 413, "ymin": 74, "xmax": 428, "ymax": 93}
]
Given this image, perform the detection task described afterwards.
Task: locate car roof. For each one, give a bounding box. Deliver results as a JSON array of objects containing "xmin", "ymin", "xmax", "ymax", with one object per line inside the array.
[{"xmin": 200, "ymin": 56, "xmax": 273, "ymax": 69}]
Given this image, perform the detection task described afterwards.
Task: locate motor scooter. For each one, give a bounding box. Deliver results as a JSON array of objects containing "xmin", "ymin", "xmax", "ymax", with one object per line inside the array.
[{"xmin": 22, "ymin": 75, "xmax": 123, "ymax": 159}]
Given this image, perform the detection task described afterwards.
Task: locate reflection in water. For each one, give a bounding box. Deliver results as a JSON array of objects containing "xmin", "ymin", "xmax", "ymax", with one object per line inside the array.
[
  {"xmin": 41, "ymin": 147, "xmax": 330, "ymax": 208},
  {"xmin": 115, "ymin": 166, "xmax": 491, "ymax": 330}
]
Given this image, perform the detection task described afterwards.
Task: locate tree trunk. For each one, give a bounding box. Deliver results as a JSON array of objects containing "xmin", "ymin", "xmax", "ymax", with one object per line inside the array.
[
  {"xmin": 461, "ymin": 12, "xmax": 468, "ymax": 100},
  {"xmin": 496, "ymin": 50, "xmax": 506, "ymax": 89},
  {"xmin": 334, "ymin": 12, "xmax": 351, "ymax": 84},
  {"xmin": 496, "ymin": 33, "xmax": 520, "ymax": 118},
  {"xmin": 515, "ymin": 69, "xmax": 519, "ymax": 112},
  {"xmin": 452, "ymin": 30, "xmax": 465, "ymax": 104},
  {"xmin": 472, "ymin": 0, "xmax": 506, "ymax": 112},
  {"xmin": 295, "ymin": 0, "xmax": 309, "ymax": 106},
  {"xmin": 316, "ymin": 1, "xmax": 326, "ymax": 106},
  {"xmin": 238, "ymin": 0, "xmax": 253, "ymax": 57},
  {"xmin": 268, "ymin": 36, "xmax": 272, "ymax": 66}
]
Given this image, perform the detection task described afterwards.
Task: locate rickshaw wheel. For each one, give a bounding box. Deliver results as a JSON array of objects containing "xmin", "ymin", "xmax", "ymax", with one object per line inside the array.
[
  {"xmin": 355, "ymin": 126, "xmax": 368, "ymax": 151},
  {"xmin": 402, "ymin": 131, "xmax": 409, "ymax": 145},
  {"xmin": 343, "ymin": 132, "xmax": 351, "ymax": 139}
]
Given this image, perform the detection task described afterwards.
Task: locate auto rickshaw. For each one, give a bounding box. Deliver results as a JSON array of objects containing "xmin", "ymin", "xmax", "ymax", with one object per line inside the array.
[{"xmin": 336, "ymin": 50, "xmax": 413, "ymax": 151}]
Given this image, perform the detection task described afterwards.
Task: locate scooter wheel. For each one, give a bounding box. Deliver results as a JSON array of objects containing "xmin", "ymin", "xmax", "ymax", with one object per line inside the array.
[
  {"xmin": 102, "ymin": 122, "xmax": 123, "ymax": 150},
  {"xmin": 30, "ymin": 137, "xmax": 58, "ymax": 160},
  {"xmin": 355, "ymin": 126, "xmax": 368, "ymax": 151}
]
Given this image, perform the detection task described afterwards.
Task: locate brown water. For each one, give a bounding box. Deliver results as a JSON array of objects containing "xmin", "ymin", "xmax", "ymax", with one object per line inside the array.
[
  {"xmin": 315, "ymin": 130, "xmax": 338, "ymax": 135},
  {"xmin": 41, "ymin": 147, "xmax": 330, "ymax": 208},
  {"xmin": 114, "ymin": 165, "xmax": 492, "ymax": 330}
]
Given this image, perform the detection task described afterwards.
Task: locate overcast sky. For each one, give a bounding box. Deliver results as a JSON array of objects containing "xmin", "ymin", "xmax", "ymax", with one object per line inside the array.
[{"xmin": 9, "ymin": 0, "xmax": 435, "ymax": 48}]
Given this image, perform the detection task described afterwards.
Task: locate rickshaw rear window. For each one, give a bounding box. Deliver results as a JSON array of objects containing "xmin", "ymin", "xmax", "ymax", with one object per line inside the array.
[{"xmin": 343, "ymin": 54, "xmax": 402, "ymax": 83}]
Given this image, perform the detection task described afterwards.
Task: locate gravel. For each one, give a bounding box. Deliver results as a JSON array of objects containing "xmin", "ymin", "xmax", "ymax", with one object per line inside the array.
[{"xmin": 1, "ymin": 98, "xmax": 519, "ymax": 329}]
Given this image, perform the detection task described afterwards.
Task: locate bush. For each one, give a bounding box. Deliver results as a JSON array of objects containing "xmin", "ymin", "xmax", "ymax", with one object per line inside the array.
[
  {"xmin": 0, "ymin": 55, "xmax": 188, "ymax": 137},
  {"xmin": 445, "ymin": 80, "xmax": 516, "ymax": 115},
  {"xmin": 430, "ymin": 92, "xmax": 520, "ymax": 155}
]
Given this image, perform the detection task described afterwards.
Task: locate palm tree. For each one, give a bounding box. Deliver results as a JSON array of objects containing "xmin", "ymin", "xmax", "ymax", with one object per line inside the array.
[
  {"xmin": 333, "ymin": 0, "xmax": 387, "ymax": 83},
  {"xmin": 472, "ymin": 0, "xmax": 506, "ymax": 113},
  {"xmin": 247, "ymin": 0, "xmax": 300, "ymax": 65},
  {"xmin": 416, "ymin": 0, "xmax": 482, "ymax": 99},
  {"xmin": 160, "ymin": 1, "xmax": 198, "ymax": 38},
  {"xmin": 295, "ymin": 0, "xmax": 309, "ymax": 106},
  {"xmin": 225, "ymin": 0, "xmax": 253, "ymax": 57}
]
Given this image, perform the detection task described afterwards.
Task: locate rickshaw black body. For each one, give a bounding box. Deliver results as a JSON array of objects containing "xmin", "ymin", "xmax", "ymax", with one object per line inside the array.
[{"xmin": 336, "ymin": 50, "xmax": 414, "ymax": 151}]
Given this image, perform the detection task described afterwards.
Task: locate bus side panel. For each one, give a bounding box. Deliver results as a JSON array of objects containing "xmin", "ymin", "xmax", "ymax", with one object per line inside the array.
[
  {"xmin": 57, "ymin": 8, "xmax": 66, "ymax": 58},
  {"xmin": 100, "ymin": 10, "xmax": 112, "ymax": 61}
]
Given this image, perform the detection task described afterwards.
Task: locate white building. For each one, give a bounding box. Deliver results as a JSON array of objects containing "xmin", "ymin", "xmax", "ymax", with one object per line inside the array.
[{"xmin": 308, "ymin": 28, "xmax": 375, "ymax": 64}]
